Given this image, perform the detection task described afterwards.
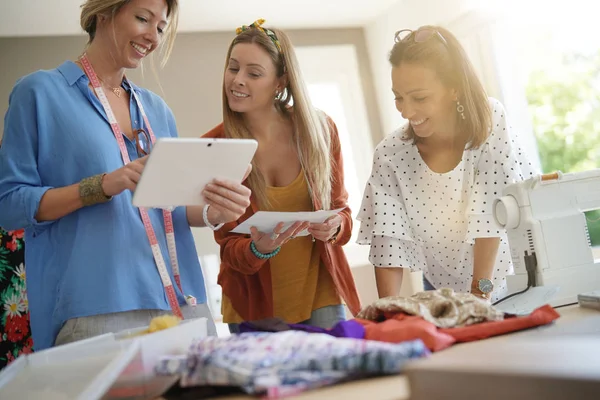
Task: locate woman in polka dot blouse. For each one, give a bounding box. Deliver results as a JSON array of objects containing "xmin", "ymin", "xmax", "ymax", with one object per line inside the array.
[{"xmin": 357, "ymin": 25, "xmax": 537, "ymax": 302}]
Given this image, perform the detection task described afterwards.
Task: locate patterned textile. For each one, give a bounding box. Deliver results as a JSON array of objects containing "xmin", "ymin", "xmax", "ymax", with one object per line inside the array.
[
  {"xmin": 357, "ymin": 288, "xmax": 504, "ymax": 328},
  {"xmin": 0, "ymin": 228, "xmax": 33, "ymax": 369},
  {"xmin": 355, "ymin": 305, "xmax": 560, "ymax": 352},
  {"xmin": 156, "ymin": 331, "xmax": 428, "ymax": 398}
]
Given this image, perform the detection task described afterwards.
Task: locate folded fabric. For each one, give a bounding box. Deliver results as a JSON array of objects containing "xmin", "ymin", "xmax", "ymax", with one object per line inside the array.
[
  {"xmin": 239, "ymin": 318, "xmax": 365, "ymax": 339},
  {"xmin": 357, "ymin": 288, "xmax": 505, "ymax": 328},
  {"xmin": 357, "ymin": 314, "xmax": 457, "ymax": 352},
  {"xmin": 438, "ymin": 304, "xmax": 560, "ymax": 342},
  {"xmin": 355, "ymin": 304, "xmax": 560, "ymax": 352},
  {"xmin": 156, "ymin": 331, "xmax": 429, "ymax": 399}
]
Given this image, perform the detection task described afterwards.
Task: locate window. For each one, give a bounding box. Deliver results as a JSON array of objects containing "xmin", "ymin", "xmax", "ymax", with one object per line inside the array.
[
  {"xmin": 448, "ymin": 3, "xmax": 600, "ymax": 250},
  {"xmin": 511, "ymin": 1, "xmax": 600, "ymax": 175},
  {"xmin": 510, "ymin": 1, "xmax": 600, "ymax": 245}
]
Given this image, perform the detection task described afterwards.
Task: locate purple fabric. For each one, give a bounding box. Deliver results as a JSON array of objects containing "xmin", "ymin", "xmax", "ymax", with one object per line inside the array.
[{"xmin": 239, "ymin": 319, "xmax": 365, "ymax": 339}]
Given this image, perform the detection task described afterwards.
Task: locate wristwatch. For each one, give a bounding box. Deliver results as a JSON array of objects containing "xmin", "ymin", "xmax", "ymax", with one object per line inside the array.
[{"xmin": 475, "ymin": 278, "xmax": 494, "ymax": 297}]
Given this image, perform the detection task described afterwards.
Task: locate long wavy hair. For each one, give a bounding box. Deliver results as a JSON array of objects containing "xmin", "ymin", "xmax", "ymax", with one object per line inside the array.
[{"xmin": 222, "ymin": 26, "xmax": 332, "ymax": 209}]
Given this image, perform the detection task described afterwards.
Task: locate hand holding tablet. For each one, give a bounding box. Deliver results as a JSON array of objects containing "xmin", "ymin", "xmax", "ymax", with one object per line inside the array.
[{"xmin": 132, "ymin": 138, "xmax": 258, "ymax": 209}]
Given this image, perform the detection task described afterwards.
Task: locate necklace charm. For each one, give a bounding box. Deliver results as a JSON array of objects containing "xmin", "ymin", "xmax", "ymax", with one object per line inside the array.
[{"xmin": 112, "ymin": 87, "xmax": 122, "ymax": 98}]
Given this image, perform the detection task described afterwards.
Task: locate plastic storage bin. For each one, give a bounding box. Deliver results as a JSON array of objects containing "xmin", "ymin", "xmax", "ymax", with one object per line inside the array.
[
  {"xmin": 0, "ymin": 317, "xmax": 208, "ymax": 400},
  {"xmin": 0, "ymin": 337, "xmax": 140, "ymax": 400},
  {"xmin": 107, "ymin": 317, "xmax": 208, "ymax": 399}
]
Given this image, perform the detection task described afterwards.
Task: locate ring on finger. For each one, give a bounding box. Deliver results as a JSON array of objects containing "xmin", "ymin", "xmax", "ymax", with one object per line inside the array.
[{"xmin": 270, "ymin": 232, "xmax": 280, "ymax": 241}]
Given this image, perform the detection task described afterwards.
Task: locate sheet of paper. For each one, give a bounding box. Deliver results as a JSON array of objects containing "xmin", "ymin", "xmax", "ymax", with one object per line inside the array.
[
  {"xmin": 493, "ymin": 285, "xmax": 561, "ymax": 315},
  {"xmin": 231, "ymin": 208, "xmax": 345, "ymax": 236}
]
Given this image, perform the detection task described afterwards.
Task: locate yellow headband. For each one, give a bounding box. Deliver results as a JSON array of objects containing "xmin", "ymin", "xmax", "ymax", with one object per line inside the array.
[{"xmin": 235, "ymin": 18, "xmax": 282, "ymax": 53}]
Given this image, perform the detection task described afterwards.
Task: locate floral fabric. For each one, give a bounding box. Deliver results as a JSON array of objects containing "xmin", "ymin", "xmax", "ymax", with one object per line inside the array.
[
  {"xmin": 357, "ymin": 287, "xmax": 505, "ymax": 328},
  {"xmin": 0, "ymin": 228, "xmax": 33, "ymax": 369},
  {"xmin": 156, "ymin": 331, "xmax": 428, "ymax": 398}
]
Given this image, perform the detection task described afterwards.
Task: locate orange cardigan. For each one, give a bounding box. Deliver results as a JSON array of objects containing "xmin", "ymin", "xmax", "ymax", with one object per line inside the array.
[{"xmin": 202, "ymin": 121, "xmax": 361, "ymax": 321}]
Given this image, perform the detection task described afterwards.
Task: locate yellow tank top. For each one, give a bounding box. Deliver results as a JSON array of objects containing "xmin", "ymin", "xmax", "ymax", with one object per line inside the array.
[{"xmin": 222, "ymin": 171, "xmax": 340, "ymax": 323}]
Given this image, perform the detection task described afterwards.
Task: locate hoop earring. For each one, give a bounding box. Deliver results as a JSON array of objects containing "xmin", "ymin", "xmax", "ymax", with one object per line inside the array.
[{"xmin": 456, "ymin": 100, "xmax": 466, "ymax": 120}]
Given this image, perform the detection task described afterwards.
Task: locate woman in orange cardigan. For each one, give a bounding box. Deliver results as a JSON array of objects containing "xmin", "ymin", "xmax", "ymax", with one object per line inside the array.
[{"xmin": 203, "ymin": 20, "xmax": 361, "ymax": 333}]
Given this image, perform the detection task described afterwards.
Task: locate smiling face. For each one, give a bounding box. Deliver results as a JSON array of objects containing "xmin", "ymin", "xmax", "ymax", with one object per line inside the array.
[
  {"xmin": 391, "ymin": 62, "xmax": 458, "ymax": 139},
  {"xmin": 98, "ymin": 0, "xmax": 168, "ymax": 69},
  {"xmin": 223, "ymin": 42, "xmax": 285, "ymax": 114}
]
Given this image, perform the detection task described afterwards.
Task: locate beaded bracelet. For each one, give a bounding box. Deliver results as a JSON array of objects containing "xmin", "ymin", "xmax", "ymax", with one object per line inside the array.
[{"xmin": 250, "ymin": 241, "xmax": 280, "ymax": 259}]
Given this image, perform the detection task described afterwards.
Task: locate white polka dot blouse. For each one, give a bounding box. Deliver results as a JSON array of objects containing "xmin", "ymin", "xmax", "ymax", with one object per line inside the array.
[{"xmin": 357, "ymin": 98, "xmax": 538, "ymax": 301}]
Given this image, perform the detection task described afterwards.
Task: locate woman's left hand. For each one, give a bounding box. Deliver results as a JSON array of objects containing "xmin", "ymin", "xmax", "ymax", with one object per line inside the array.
[{"xmin": 308, "ymin": 214, "xmax": 342, "ymax": 242}]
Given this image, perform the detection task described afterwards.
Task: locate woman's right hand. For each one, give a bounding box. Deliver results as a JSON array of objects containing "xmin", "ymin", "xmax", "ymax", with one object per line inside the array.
[
  {"xmin": 101, "ymin": 156, "xmax": 148, "ymax": 197},
  {"xmin": 250, "ymin": 221, "xmax": 309, "ymax": 254}
]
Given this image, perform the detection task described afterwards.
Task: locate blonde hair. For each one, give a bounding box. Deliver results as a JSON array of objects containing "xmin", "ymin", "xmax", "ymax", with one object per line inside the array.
[
  {"xmin": 389, "ymin": 25, "xmax": 491, "ymax": 149},
  {"xmin": 80, "ymin": 0, "xmax": 179, "ymax": 67},
  {"xmin": 222, "ymin": 26, "xmax": 332, "ymax": 210}
]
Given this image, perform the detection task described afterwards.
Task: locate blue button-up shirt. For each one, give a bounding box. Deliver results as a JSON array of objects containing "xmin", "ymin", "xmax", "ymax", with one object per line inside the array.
[{"xmin": 0, "ymin": 61, "xmax": 208, "ymax": 350}]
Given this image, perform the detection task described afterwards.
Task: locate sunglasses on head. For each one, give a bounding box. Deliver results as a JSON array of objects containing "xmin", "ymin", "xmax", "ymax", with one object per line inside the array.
[{"xmin": 394, "ymin": 28, "xmax": 448, "ymax": 46}]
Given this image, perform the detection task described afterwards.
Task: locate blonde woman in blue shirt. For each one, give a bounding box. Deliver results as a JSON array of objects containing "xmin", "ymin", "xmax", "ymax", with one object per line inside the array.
[{"xmin": 0, "ymin": 0, "xmax": 251, "ymax": 350}]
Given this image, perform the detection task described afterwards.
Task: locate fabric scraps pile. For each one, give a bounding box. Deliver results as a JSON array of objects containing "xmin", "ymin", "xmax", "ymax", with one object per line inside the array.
[{"xmin": 156, "ymin": 330, "xmax": 428, "ymax": 398}]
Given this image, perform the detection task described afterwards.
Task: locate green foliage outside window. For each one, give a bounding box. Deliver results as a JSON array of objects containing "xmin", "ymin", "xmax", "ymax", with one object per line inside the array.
[{"xmin": 526, "ymin": 50, "xmax": 600, "ymax": 245}]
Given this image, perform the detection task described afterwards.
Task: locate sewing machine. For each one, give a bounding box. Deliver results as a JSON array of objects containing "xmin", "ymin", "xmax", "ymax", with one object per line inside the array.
[{"xmin": 493, "ymin": 169, "xmax": 600, "ymax": 306}]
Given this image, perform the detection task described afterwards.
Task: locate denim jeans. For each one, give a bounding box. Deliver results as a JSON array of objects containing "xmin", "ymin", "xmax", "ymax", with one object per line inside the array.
[{"xmin": 228, "ymin": 304, "xmax": 346, "ymax": 334}]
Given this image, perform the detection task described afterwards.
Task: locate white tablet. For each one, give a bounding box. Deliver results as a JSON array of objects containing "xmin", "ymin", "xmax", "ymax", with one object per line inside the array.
[{"xmin": 132, "ymin": 137, "xmax": 258, "ymax": 208}]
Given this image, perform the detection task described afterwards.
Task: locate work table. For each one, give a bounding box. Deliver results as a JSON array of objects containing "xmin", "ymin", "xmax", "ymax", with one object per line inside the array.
[{"xmin": 174, "ymin": 305, "xmax": 600, "ymax": 400}]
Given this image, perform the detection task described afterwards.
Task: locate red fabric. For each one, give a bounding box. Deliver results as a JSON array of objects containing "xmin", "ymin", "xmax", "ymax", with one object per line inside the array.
[
  {"xmin": 439, "ymin": 304, "xmax": 560, "ymax": 342},
  {"xmin": 356, "ymin": 314, "xmax": 456, "ymax": 352},
  {"xmin": 354, "ymin": 305, "xmax": 560, "ymax": 352}
]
